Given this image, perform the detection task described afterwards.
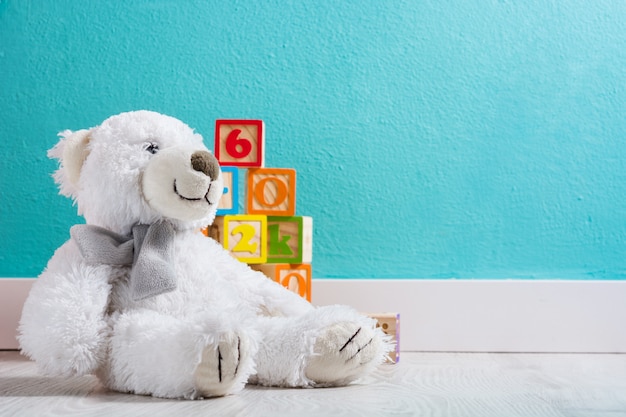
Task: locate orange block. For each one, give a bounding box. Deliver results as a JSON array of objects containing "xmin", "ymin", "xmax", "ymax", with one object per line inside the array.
[
  {"xmin": 252, "ymin": 263, "xmax": 312, "ymax": 302},
  {"xmin": 246, "ymin": 168, "xmax": 296, "ymax": 216}
]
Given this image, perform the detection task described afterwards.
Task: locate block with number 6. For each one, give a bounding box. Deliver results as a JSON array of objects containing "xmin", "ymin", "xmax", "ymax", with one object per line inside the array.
[{"xmin": 215, "ymin": 119, "xmax": 264, "ymax": 167}]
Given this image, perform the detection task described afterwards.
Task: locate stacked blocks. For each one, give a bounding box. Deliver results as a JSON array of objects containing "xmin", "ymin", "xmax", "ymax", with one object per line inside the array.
[{"xmin": 209, "ymin": 119, "xmax": 313, "ymax": 302}]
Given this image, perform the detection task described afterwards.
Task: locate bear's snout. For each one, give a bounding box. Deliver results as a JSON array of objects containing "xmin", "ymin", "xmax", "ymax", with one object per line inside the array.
[
  {"xmin": 141, "ymin": 145, "xmax": 223, "ymax": 223},
  {"xmin": 191, "ymin": 151, "xmax": 219, "ymax": 181}
]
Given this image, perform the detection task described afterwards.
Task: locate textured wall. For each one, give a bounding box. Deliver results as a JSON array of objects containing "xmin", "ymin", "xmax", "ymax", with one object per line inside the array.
[{"xmin": 1, "ymin": 1, "xmax": 625, "ymax": 279}]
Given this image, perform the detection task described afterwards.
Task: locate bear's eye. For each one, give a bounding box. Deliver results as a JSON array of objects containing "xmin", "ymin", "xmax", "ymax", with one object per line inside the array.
[{"xmin": 144, "ymin": 142, "xmax": 159, "ymax": 155}]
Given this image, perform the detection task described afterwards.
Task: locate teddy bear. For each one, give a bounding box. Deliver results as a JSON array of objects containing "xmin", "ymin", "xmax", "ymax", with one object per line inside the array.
[{"xmin": 18, "ymin": 110, "xmax": 391, "ymax": 399}]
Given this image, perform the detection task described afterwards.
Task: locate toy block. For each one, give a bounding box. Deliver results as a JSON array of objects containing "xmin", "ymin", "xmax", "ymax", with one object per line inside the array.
[
  {"xmin": 367, "ymin": 313, "xmax": 400, "ymax": 364},
  {"xmin": 247, "ymin": 168, "xmax": 296, "ymax": 216},
  {"xmin": 215, "ymin": 119, "xmax": 264, "ymax": 167},
  {"xmin": 266, "ymin": 216, "xmax": 312, "ymax": 264},
  {"xmin": 205, "ymin": 217, "xmax": 223, "ymax": 243},
  {"xmin": 251, "ymin": 263, "xmax": 312, "ymax": 302},
  {"xmin": 217, "ymin": 166, "xmax": 239, "ymax": 215},
  {"xmin": 211, "ymin": 215, "xmax": 267, "ymax": 264}
]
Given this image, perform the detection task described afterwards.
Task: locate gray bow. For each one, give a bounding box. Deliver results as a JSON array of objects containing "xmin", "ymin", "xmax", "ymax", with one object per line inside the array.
[{"xmin": 70, "ymin": 222, "xmax": 176, "ymax": 301}]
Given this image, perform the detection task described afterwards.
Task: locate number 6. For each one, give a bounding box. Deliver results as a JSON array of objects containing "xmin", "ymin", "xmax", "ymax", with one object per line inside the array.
[
  {"xmin": 225, "ymin": 129, "xmax": 252, "ymax": 159},
  {"xmin": 215, "ymin": 120, "xmax": 264, "ymax": 167}
]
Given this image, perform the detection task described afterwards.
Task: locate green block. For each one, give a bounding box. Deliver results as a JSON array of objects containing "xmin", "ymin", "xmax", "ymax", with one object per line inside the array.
[{"xmin": 266, "ymin": 216, "xmax": 312, "ymax": 264}]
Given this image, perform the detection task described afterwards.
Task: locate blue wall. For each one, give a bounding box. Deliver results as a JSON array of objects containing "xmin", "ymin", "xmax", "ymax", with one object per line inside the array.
[{"xmin": 2, "ymin": 1, "xmax": 626, "ymax": 279}]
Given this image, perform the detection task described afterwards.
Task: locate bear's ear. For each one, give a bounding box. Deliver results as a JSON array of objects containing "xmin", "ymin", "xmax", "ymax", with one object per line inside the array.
[{"xmin": 48, "ymin": 129, "xmax": 91, "ymax": 198}]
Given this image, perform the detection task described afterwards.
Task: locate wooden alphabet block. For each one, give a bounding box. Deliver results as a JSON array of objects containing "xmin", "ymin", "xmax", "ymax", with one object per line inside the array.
[
  {"xmin": 367, "ymin": 313, "xmax": 400, "ymax": 364},
  {"xmin": 247, "ymin": 168, "xmax": 296, "ymax": 216},
  {"xmin": 211, "ymin": 215, "xmax": 267, "ymax": 264},
  {"xmin": 251, "ymin": 263, "xmax": 312, "ymax": 302},
  {"xmin": 215, "ymin": 119, "xmax": 264, "ymax": 167},
  {"xmin": 266, "ymin": 216, "xmax": 312, "ymax": 264},
  {"xmin": 217, "ymin": 166, "xmax": 239, "ymax": 215},
  {"xmin": 205, "ymin": 217, "xmax": 223, "ymax": 243}
]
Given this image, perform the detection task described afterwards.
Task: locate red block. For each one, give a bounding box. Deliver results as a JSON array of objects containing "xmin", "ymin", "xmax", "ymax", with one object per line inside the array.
[{"xmin": 215, "ymin": 119, "xmax": 264, "ymax": 167}]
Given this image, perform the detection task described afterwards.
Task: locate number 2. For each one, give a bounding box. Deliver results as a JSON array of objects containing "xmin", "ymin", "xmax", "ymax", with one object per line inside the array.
[{"xmin": 231, "ymin": 224, "xmax": 258, "ymax": 254}]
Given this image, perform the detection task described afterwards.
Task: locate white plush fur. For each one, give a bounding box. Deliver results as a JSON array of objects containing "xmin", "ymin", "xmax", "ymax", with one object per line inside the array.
[{"xmin": 19, "ymin": 110, "xmax": 392, "ymax": 399}]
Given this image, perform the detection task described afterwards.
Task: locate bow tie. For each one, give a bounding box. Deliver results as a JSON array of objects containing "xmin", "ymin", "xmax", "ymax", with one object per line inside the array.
[{"xmin": 70, "ymin": 222, "xmax": 176, "ymax": 301}]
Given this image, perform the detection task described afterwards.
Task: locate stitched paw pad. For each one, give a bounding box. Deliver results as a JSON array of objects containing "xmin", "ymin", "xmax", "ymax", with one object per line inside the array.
[
  {"xmin": 305, "ymin": 321, "xmax": 382, "ymax": 385},
  {"xmin": 194, "ymin": 331, "xmax": 248, "ymax": 397}
]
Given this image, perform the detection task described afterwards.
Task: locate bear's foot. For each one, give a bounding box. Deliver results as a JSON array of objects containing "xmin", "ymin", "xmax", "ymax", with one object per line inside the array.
[
  {"xmin": 194, "ymin": 331, "xmax": 250, "ymax": 397},
  {"xmin": 305, "ymin": 321, "xmax": 383, "ymax": 386}
]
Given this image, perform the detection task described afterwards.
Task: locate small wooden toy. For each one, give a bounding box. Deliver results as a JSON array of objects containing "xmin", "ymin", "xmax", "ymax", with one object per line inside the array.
[
  {"xmin": 211, "ymin": 215, "xmax": 267, "ymax": 264},
  {"xmin": 217, "ymin": 166, "xmax": 239, "ymax": 215},
  {"xmin": 266, "ymin": 216, "xmax": 312, "ymax": 264},
  {"xmin": 204, "ymin": 220, "xmax": 221, "ymax": 242},
  {"xmin": 367, "ymin": 313, "xmax": 400, "ymax": 363},
  {"xmin": 215, "ymin": 119, "xmax": 264, "ymax": 167},
  {"xmin": 251, "ymin": 263, "xmax": 312, "ymax": 302},
  {"xmin": 247, "ymin": 168, "xmax": 296, "ymax": 216}
]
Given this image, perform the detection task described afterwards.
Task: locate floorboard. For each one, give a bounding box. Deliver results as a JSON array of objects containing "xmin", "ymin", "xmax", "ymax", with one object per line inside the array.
[{"xmin": 1, "ymin": 351, "xmax": 625, "ymax": 417}]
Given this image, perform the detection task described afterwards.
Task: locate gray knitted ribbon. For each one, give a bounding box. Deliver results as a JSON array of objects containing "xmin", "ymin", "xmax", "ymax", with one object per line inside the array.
[{"xmin": 70, "ymin": 222, "xmax": 176, "ymax": 301}]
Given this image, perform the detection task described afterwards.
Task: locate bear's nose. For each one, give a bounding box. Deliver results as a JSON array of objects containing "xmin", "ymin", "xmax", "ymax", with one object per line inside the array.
[{"xmin": 191, "ymin": 150, "xmax": 219, "ymax": 180}]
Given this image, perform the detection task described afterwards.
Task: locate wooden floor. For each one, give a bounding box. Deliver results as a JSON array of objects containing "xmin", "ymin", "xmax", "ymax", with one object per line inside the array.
[{"xmin": 1, "ymin": 351, "xmax": 625, "ymax": 417}]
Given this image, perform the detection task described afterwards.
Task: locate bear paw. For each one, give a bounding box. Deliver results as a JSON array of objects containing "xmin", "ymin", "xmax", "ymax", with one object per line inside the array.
[
  {"xmin": 194, "ymin": 331, "xmax": 249, "ymax": 397},
  {"xmin": 305, "ymin": 322, "xmax": 383, "ymax": 386}
]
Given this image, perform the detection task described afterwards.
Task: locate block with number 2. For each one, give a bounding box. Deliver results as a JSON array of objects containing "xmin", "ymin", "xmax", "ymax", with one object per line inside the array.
[{"xmin": 212, "ymin": 215, "xmax": 267, "ymax": 264}]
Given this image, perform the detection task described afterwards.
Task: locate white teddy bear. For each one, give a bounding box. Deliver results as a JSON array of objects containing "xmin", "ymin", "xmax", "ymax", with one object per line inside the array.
[{"xmin": 18, "ymin": 110, "xmax": 391, "ymax": 399}]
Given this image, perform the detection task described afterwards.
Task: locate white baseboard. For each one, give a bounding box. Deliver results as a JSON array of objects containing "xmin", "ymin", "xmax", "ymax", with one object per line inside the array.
[
  {"xmin": 2, "ymin": 278, "xmax": 626, "ymax": 352},
  {"xmin": 0, "ymin": 279, "xmax": 33, "ymax": 350},
  {"xmin": 312, "ymin": 279, "xmax": 626, "ymax": 353}
]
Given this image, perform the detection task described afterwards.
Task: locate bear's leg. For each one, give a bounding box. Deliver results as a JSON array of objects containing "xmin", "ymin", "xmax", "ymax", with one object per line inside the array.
[
  {"xmin": 100, "ymin": 309, "xmax": 257, "ymax": 399},
  {"xmin": 18, "ymin": 262, "xmax": 111, "ymax": 377},
  {"xmin": 252, "ymin": 305, "xmax": 391, "ymax": 388}
]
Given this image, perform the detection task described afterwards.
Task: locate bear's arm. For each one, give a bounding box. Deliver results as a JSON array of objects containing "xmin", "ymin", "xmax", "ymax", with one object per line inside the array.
[
  {"xmin": 201, "ymin": 235, "xmax": 314, "ymax": 317},
  {"xmin": 18, "ymin": 239, "xmax": 112, "ymax": 376}
]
